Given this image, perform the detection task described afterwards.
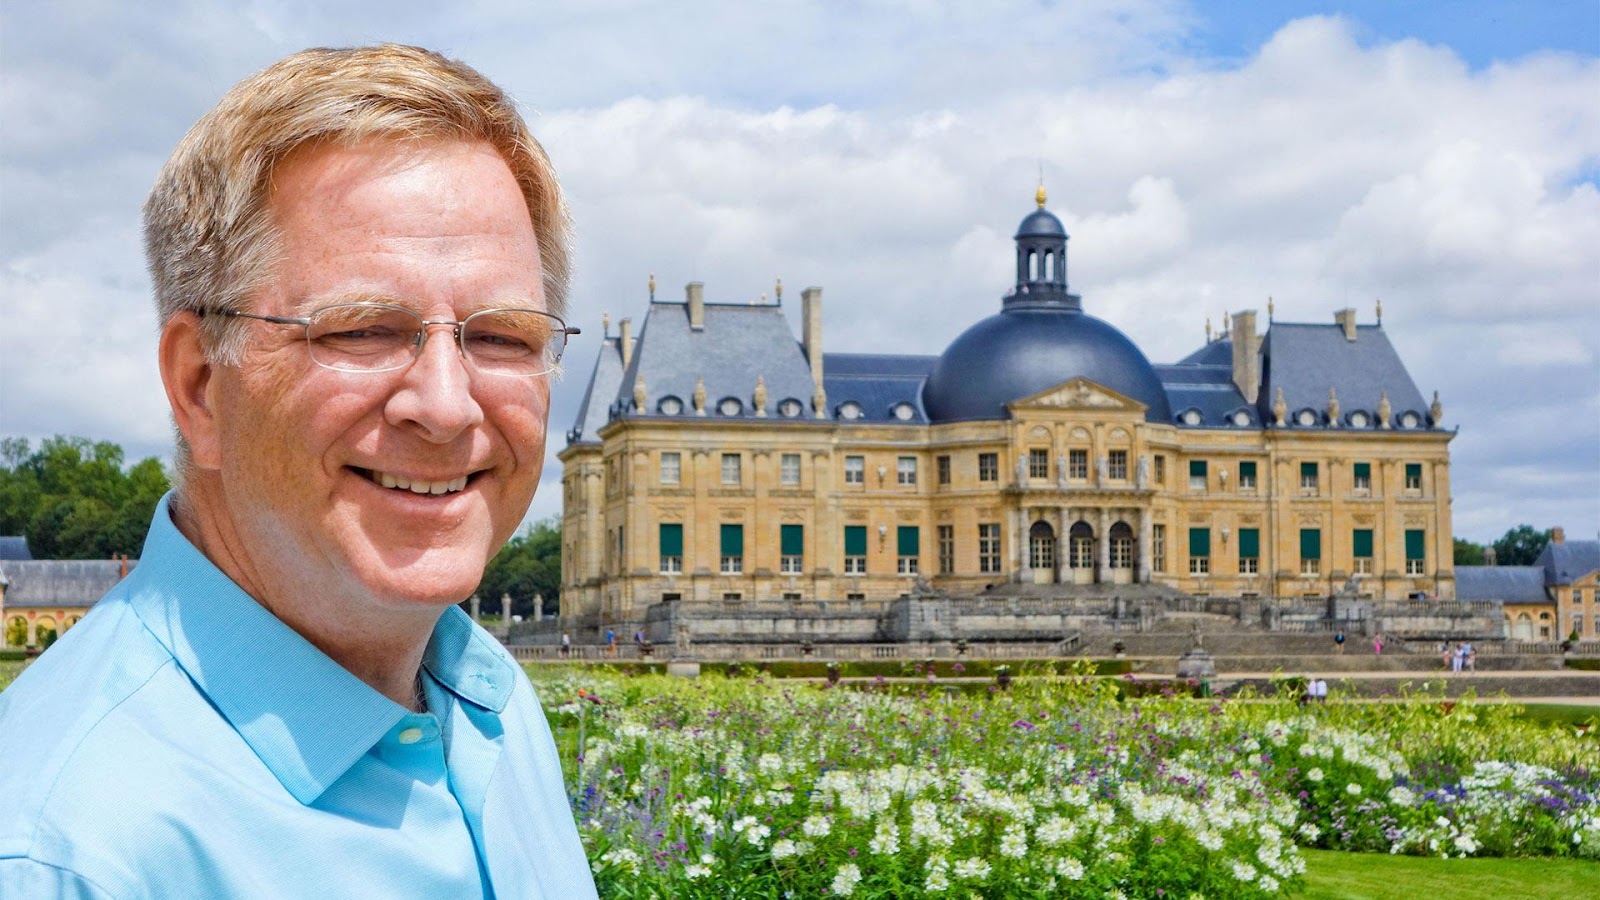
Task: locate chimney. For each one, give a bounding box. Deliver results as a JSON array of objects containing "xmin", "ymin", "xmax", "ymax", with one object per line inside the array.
[
  {"xmin": 1552, "ymin": 527, "xmax": 1565, "ymax": 545},
  {"xmin": 1230, "ymin": 310, "xmax": 1261, "ymax": 404},
  {"xmin": 619, "ymin": 317, "xmax": 634, "ymax": 369},
  {"xmin": 1484, "ymin": 546, "xmax": 1497, "ymax": 567},
  {"xmin": 1334, "ymin": 307, "xmax": 1358, "ymax": 341},
  {"xmin": 686, "ymin": 282, "xmax": 705, "ymax": 331},
  {"xmin": 802, "ymin": 286, "xmax": 824, "ymax": 406}
]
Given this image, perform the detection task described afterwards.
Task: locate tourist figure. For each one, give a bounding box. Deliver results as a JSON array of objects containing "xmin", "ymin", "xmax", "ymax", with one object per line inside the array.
[
  {"xmin": 1440, "ymin": 641, "xmax": 1451, "ymax": 670},
  {"xmin": 1465, "ymin": 642, "xmax": 1476, "ymax": 672},
  {"xmin": 561, "ymin": 630, "xmax": 572, "ymax": 658},
  {"xmin": 1373, "ymin": 633, "xmax": 1383, "ymax": 656},
  {"xmin": 0, "ymin": 45, "xmax": 596, "ymax": 898},
  {"xmin": 1334, "ymin": 630, "xmax": 1346, "ymax": 654},
  {"xmin": 606, "ymin": 628, "xmax": 617, "ymax": 657},
  {"xmin": 1452, "ymin": 643, "xmax": 1466, "ymax": 673}
]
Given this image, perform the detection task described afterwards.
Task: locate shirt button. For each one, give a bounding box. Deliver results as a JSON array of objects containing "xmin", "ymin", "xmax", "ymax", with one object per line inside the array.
[{"xmin": 397, "ymin": 727, "xmax": 424, "ymax": 745}]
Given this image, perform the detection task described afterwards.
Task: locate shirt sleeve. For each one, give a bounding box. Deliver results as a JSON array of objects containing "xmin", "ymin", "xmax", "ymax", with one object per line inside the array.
[{"xmin": 0, "ymin": 857, "xmax": 119, "ymax": 900}]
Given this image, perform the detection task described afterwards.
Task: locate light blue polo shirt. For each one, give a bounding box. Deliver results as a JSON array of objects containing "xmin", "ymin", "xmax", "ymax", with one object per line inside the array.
[{"xmin": 0, "ymin": 495, "xmax": 597, "ymax": 899}]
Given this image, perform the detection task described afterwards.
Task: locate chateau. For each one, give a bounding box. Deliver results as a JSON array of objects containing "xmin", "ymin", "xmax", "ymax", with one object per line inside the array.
[{"xmin": 558, "ymin": 189, "xmax": 1455, "ymax": 623}]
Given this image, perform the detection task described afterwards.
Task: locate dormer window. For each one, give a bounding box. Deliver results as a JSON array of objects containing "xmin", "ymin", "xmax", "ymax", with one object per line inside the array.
[
  {"xmin": 778, "ymin": 398, "xmax": 803, "ymax": 418},
  {"xmin": 1399, "ymin": 411, "xmax": 1420, "ymax": 429},
  {"xmin": 658, "ymin": 396, "xmax": 683, "ymax": 415},
  {"xmin": 1230, "ymin": 410, "xmax": 1250, "ymax": 427},
  {"xmin": 1348, "ymin": 411, "xmax": 1369, "ymax": 428},
  {"xmin": 1296, "ymin": 409, "xmax": 1317, "ymax": 427},
  {"xmin": 891, "ymin": 402, "xmax": 916, "ymax": 421},
  {"xmin": 838, "ymin": 402, "xmax": 863, "ymax": 420},
  {"xmin": 718, "ymin": 397, "xmax": 743, "ymax": 416},
  {"xmin": 1181, "ymin": 409, "xmax": 1202, "ymax": 426}
]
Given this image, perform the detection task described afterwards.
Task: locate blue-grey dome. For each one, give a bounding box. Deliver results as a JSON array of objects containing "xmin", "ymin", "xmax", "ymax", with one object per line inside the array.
[
  {"xmin": 922, "ymin": 307, "xmax": 1172, "ymax": 423},
  {"xmin": 1016, "ymin": 207, "xmax": 1067, "ymax": 238}
]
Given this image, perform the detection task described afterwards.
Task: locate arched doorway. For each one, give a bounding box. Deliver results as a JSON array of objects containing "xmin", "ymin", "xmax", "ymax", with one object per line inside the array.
[
  {"xmin": 1510, "ymin": 613, "xmax": 1532, "ymax": 641},
  {"xmin": 1109, "ymin": 521, "xmax": 1135, "ymax": 585},
  {"xmin": 35, "ymin": 615, "xmax": 58, "ymax": 650},
  {"xmin": 1068, "ymin": 521, "xmax": 1095, "ymax": 585},
  {"xmin": 1029, "ymin": 520, "xmax": 1057, "ymax": 584},
  {"xmin": 4, "ymin": 616, "xmax": 26, "ymax": 648}
]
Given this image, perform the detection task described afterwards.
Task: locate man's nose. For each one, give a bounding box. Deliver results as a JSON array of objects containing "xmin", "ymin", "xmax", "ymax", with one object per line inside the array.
[{"xmin": 384, "ymin": 325, "xmax": 485, "ymax": 441}]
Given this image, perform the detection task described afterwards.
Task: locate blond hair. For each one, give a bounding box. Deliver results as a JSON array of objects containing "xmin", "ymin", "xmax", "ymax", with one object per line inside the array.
[{"xmin": 144, "ymin": 44, "xmax": 570, "ymax": 363}]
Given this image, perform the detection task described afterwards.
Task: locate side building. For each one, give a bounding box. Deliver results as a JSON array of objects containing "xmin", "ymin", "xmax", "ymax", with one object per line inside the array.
[{"xmin": 558, "ymin": 189, "xmax": 1455, "ymax": 623}]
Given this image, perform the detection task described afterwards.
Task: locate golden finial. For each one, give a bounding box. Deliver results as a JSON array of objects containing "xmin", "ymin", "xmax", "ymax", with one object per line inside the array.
[
  {"xmin": 1205, "ymin": 316, "xmax": 1212, "ymax": 342},
  {"xmin": 1375, "ymin": 297, "xmax": 1383, "ymax": 325},
  {"xmin": 648, "ymin": 273, "xmax": 656, "ymax": 301},
  {"xmin": 1267, "ymin": 296, "xmax": 1275, "ymax": 322},
  {"xmin": 601, "ymin": 312, "xmax": 610, "ymax": 337},
  {"xmin": 1035, "ymin": 181, "xmax": 1047, "ymax": 209},
  {"xmin": 775, "ymin": 277, "xmax": 783, "ymax": 301}
]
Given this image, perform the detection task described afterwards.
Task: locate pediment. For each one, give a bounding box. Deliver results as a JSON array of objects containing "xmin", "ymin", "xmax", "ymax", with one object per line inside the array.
[{"xmin": 1007, "ymin": 377, "xmax": 1147, "ymax": 413}]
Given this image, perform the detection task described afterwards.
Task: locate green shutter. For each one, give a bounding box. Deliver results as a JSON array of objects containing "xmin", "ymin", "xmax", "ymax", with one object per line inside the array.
[
  {"xmin": 1238, "ymin": 528, "xmax": 1260, "ymax": 558},
  {"xmin": 721, "ymin": 524, "xmax": 743, "ymax": 556},
  {"xmin": 1352, "ymin": 529, "xmax": 1373, "ymax": 558},
  {"xmin": 897, "ymin": 526, "xmax": 919, "ymax": 556},
  {"xmin": 659, "ymin": 523, "xmax": 683, "ymax": 557},
  {"xmin": 1239, "ymin": 461, "xmax": 1256, "ymax": 481},
  {"xmin": 845, "ymin": 525, "xmax": 867, "ymax": 556},
  {"xmin": 1300, "ymin": 528, "xmax": 1321, "ymax": 560},
  {"xmin": 1300, "ymin": 461, "xmax": 1317, "ymax": 479},
  {"xmin": 1188, "ymin": 527, "xmax": 1210, "ymax": 558},
  {"xmin": 1405, "ymin": 529, "xmax": 1425, "ymax": 560},
  {"xmin": 1189, "ymin": 460, "xmax": 1207, "ymax": 478},
  {"xmin": 781, "ymin": 524, "xmax": 804, "ymax": 556},
  {"xmin": 1353, "ymin": 462, "xmax": 1370, "ymax": 481},
  {"xmin": 1406, "ymin": 463, "xmax": 1422, "ymax": 482}
]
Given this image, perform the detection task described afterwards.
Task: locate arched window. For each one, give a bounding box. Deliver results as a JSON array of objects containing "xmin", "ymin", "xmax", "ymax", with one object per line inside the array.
[
  {"xmin": 1029, "ymin": 521, "xmax": 1056, "ymax": 571},
  {"xmin": 1109, "ymin": 521, "xmax": 1134, "ymax": 569},
  {"xmin": 1069, "ymin": 521, "xmax": 1095, "ymax": 569}
]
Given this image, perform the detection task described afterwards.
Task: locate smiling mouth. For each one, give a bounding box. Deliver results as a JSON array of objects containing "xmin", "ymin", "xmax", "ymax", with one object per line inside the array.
[{"xmin": 354, "ymin": 467, "xmax": 473, "ymax": 496}]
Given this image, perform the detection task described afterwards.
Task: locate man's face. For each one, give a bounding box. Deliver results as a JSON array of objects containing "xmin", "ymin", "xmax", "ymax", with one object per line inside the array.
[{"xmin": 206, "ymin": 138, "xmax": 549, "ymax": 610}]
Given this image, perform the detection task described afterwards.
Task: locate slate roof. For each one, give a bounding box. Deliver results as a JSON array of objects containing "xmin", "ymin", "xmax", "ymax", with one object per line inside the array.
[
  {"xmin": 0, "ymin": 536, "xmax": 31, "ymax": 561},
  {"xmin": 566, "ymin": 335, "xmax": 626, "ymax": 444},
  {"xmin": 1155, "ymin": 359, "xmax": 1256, "ymax": 429},
  {"xmin": 825, "ymin": 353, "xmax": 936, "ymax": 424},
  {"xmin": 0, "ymin": 559, "xmax": 136, "ymax": 609},
  {"xmin": 1454, "ymin": 566, "xmax": 1550, "ymax": 603},
  {"xmin": 1258, "ymin": 323, "xmax": 1432, "ymax": 430},
  {"xmin": 1536, "ymin": 539, "xmax": 1600, "ymax": 586}
]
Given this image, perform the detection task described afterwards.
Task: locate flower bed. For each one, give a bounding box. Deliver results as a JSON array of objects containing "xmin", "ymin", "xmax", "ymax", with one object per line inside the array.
[{"xmin": 535, "ymin": 666, "xmax": 1599, "ymax": 898}]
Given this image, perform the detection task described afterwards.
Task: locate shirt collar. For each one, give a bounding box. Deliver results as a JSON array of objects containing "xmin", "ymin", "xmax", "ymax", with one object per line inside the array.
[{"xmin": 126, "ymin": 493, "xmax": 514, "ymax": 804}]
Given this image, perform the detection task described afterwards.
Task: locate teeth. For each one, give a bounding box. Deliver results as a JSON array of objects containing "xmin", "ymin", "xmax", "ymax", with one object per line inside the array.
[{"xmin": 367, "ymin": 470, "xmax": 469, "ymax": 495}]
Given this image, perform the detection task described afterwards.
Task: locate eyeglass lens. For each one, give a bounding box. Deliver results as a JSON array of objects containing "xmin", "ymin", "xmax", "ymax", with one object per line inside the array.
[{"xmin": 304, "ymin": 304, "xmax": 565, "ymax": 376}]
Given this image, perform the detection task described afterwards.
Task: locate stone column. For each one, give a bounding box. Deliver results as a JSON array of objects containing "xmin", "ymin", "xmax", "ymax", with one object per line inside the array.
[
  {"xmin": 1016, "ymin": 505, "xmax": 1031, "ymax": 582},
  {"xmin": 1097, "ymin": 507, "xmax": 1110, "ymax": 584},
  {"xmin": 1057, "ymin": 506, "xmax": 1070, "ymax": 584},
  {"xmin": 1138, "ymin": 508, "xmax": 1153, "ymax": 584}
]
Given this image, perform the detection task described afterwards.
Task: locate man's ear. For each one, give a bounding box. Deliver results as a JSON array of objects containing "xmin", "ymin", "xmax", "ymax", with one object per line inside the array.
[{"xmin": 160, "ymin": 312, "xmax": 223, "ymax": 471}]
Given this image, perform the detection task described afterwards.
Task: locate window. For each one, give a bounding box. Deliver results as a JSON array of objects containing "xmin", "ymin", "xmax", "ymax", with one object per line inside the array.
[
  {"xmin": 978, "ymin": 524, "xmax": 1002, "ymax": 574},
  {"xmin": 844, "ymin": 525, "xmax": 867, "ymax": 574},
  {"xmin": 722, "ymin": 592, "xmax": 742, "ymax": 602},
  {"xmin": 1405, "ymin": 463, "xmax": 1423, "ymax": 493},
  {"xmin": 721, "ymin": 453, "xmax": 742, "ymax": 485},
  {"xmin": 1188, "ymin": 527, "xmax": 1210, "ymax": 574},
  {"xmin": 720, "ymin": 524, "xmax": 743, "ymax": 574},
  {"xmin": 1352, "ymin": 528, "xmax": 1374, "ymax": 575},
  {"xmin": 780, "ymin": 524, "xmax": 804, "ymax": 573},
  {"xmin": 782, "ymin": 592, "xmax": 802, "ymax": 601},
  {"xmin": 1152, "ymin": 524, "xmax": 1166, "ymax": 573},
  {"xmin": 1300, "ymin": 462, "xmax": 1318, "ymax": 493},
  {"xmin": 1108, "ymin": 450, "xmax": 1128, "ymax": 480},
  {"xmin": 659, "ymin": 523, "xmax": 683, "ymax": 574},
  {"xmin": 1031, "ymin": 522, "xmax": 1057, "ymax": 571},
  {"xmin": 978, "ymin": 452, "xmax": 998, "ymax": 482},
  {"xmin": 660, "ymin": 452, "xmax": 681, "ymax": 485},
  {"xmin": 897, "ymin": 456, "xmax": 917, "ymax": 486},
  {"xmin": 937, "ymin": 525, "xmax": 955, "ymax": 575},
  {"xmin": 897, "ymin": 526, "xmax": 920, "ymax": 574},
  {"xmin": 1238, "ymin": 527, "xmax": 1259, "ymax": 575},
  {"xmin": 1068, "ymin": 525, "xmax": 1093, "ymax": 569},
  {"xmin": 1189, "ymin": 460, "xmax": 1207, "ymax": 491},
  {"xmin": 937, "ymin": 455, "xmax": 951, "ymax": 486},
  {"xmin": 1405, "ymin": 529, "xmax": 1426, "ymax": 575},
  {"xmin": 1353, "ymin": 462, "xmax": 1371, "ymax": 494},
  {"xmin": 780, "ymin": 453, "xmax": 802, "ymax": 486},
  {"xmin": 1029, "ymin": 448, "xmax": 1050, "ymax": 479},
  {"xmin": 846, "ymin": 592, "xmax": 866, "ymax": 601},
  {"xmin": 1109, "ymin": 522, "xmax": 1133, "ymax": 569},
  {"xmin": 778, "ymin": 398, "xmax": 802, "ymax": 417},
  {"xmin": 1069, "ymin": 449, "xmax": 1088, "ymax": 480},
  {"xmin": 1300, "ymin": 528, "xmax": 1321, "ymax": 576},
  {"xmin": 1238, "ymin": 461, "xmax": 1257, "ymax": 491},
  {"xmin": 1154, "ymin": 455, "xmax": 1166, "ymax": 485},
  {"xmin": 844, "ymin": 455, "xmax": 864, "ymax": 485}
]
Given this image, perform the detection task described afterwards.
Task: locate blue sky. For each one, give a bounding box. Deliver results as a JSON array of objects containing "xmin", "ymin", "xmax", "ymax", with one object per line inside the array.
[{"xmin": 1, "ymin": 1, "xmax": 1596, "ymax": 542}]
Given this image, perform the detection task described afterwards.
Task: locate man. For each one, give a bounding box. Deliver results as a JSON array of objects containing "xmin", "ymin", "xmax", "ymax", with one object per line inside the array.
[{"xmin": 0, "ymin": 46, "xmax": 597, "ymax": 899}]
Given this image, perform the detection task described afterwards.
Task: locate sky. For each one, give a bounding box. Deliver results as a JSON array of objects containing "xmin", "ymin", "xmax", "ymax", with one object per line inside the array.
[{"xmin": 1, "ymin": 0, "xmax": 1596, "ymax": 544}]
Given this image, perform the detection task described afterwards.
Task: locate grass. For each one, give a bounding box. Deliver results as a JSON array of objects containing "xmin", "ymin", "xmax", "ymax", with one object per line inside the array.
[
  {"xmin": 0, "ymin": 660, "xmax": 24, "ymax": 691},
  {"xmin": 1514, "ymin": 702, "xmax": 1600, "ymax": 730},
  {"xmin": 1299, "ymin": 849, "xmax": 1600, "ymax": 898}
]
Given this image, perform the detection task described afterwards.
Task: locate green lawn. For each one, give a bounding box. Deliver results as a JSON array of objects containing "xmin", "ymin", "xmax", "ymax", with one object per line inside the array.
[
  {"xmin": 1513, "ymin": 703, "xmax": 1600, "ymax": 730},
  {"xmin": 0, "ymin": 660, "xmax": 24, "ymax": 691},
  {"xmin": 1299, "ymin": 849, "xmax": 1600, "ymax": 898}
]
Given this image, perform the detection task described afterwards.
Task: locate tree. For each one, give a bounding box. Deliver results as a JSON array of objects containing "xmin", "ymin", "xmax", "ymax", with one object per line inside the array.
[
  {"xmin": 0, "ymin": 436, "xmax": 169, "ymax": 559},
  {"xmin": 1491, "ymin": 524, "xmax": 1552, "ymax": 567},
  {"xmin": 475, "ymin": 518, "xmax": 562, "ymax": 619},
  {"xmin": 1453, "ymin": 538, "xmax": 1485, "ymax": 566}
]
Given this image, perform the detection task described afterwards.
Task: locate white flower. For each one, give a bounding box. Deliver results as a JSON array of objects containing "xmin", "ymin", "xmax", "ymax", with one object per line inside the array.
[
  {"xmin": 770, "ymin": 839, "xmax": 799, "ymax": 860},
  {"xmin": 1389, "ymin": 786, "xmax": 1415, "ymax": 807},
  {"xmin": 802, "ymin": 815, "xmax": 832, "ymax": 838},
  {"xmin": 684, "ymin": 863, "xmax": 711, "ymax": 879},
  {"xmin": 952, "ymin": 857, "xmax": 990, "ymax": 881},
  {"xmin": 1036, "ymin": 814, "xmax": 1077, "ymax": 847},
  {"xmin": 870, "ymin": 819, "xmax": 901, "ymax": 855},
  {"xmin": 831, "ymin": 863, "xmax": 862, "ymax": 896},
  {"xmin": 1260, "ymin": 874, "xmax": 1280, "ymax": 893},
  {"xmin": 1056, "ymin": 857, "xmax": 1085, "ymax": 880},
  {"xmin": 999, "ymin": 823, "xmax": 1028, "ymax": 859},
  {"xmin": 1232, "ymin": 861, "xmax": 1257, "ymax": 882},
  {"xmin": 1346, "ymin": 783, "xmax": 1362, "ymax": 796},
  {"xmin": 1306, "ymin": 767, "xmax": 1324, "ymax": 783}
]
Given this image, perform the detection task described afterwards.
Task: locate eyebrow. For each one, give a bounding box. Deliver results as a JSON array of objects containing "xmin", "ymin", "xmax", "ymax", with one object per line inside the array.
[{"xmin": 291, "ymin": 295, "xmax": 548, "ymax": 317}]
